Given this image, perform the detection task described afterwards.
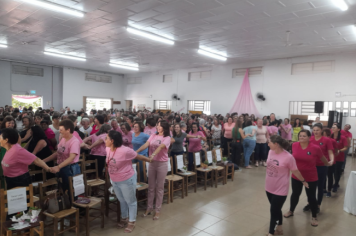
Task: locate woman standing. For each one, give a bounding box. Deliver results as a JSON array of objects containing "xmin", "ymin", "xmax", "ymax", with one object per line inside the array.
[
  {"xmin": 90, "ymin": 115, "xmax": 104, "ymax": 135},
  {"xmin": 279, "ymin": 119, "xmax": 292, "ymax": 141},
  {"xmin": 126, "ymin": 115, "xmax": 134, "ymax": 128},
  {"xmin": 0, "ymin": 128, "xmax": 51, "ymax": 189},
  {"xmin": 284, "ymin": 130, "xmax": 329, "ymax": 227},
  {"xmin": 106, "ymin": 130, "xmax": 152, "ymax": 233},
  {"xmin": 322, "ymin": 128, "xmax": 336, "ymax": 198},
  {"xmin": 20, "ymin": 116, "xmax": 34, "ymax": 144},
  {"xmin": 120, "ymin": 123, "xmax": 133, "ymax": 148},
  {"xmin": 49, "ymin": 112, "xmax": 61, "ymax": 143},
  {"xmin": 267, "ymin": 121, "xmax": 279, "ymax": 136},
  {"xmin": 136, "ymin": 121, "xmax": 171, "ymax": 220},
  {"xmin": 255, "ymin": 118, "xmax": 269, "ymax": 167},
  {"xmin": 231, "ymin": 119, "xmax": 243, "ymax": 167},
  {"xmin": 187, "ymin": 123, "xmax": 206, "ymax": 171},
  {"xmin": 144, "ymin": 118, "xmax": 157, "ymax": 136},
  {"xmin": 265, "ymin": 135, "xmax": 306, "ymax": 236},
  {"xmin": 306, "ymin": 123, "xmax": 334, "ymax": 212},
  {"xmin": 132, "ymin": 122, "xmax": 150, "ymax": 182},
  {"xmin": 292, "ymin": 118, "xmax": 302, "ymax": 142},
  {"xmin": 223, "ymin": 117, "xmax": 235, "ymax": 156},
  {"xmin": 79, "ymin": 118, "xmax": 92, "ymax": 137},
  {"xmin": 330, "ymin": 124, "xmax": 347, "ymax": 193},
  {"xmin": 211, "ymin": 118, "xmax": 222, "ymax": 146},
  {"xmin": 205, "ymin": 117, "xmax": 213, "ymax": 131},
  {"xmin": 242, "ymin": 120, "xmax": 257, "ymax": 169}
]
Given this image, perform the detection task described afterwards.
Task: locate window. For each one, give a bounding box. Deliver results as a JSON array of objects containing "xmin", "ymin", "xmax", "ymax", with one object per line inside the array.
[
  {"xmin": 232, "ymin": 67, "xmax": 263, "ymax": 78},
  {"xmin": 188, "ymin": 100, "xmax": 211, "ymax": 115},
  {"xmin": 154, "ymin": 100, "xmax": 171, "ymax": 110},
  {"xmin": 188, "ymin": 71, "xmax": 211, "ymax": 81},
  {"xmin": 127, "ymin": 77, "xmax": 142, "ymax": 84},
  {"xmin": 291, "ymin": 60, "xmax": 334, "ymax": 75},
  {"xmin": 289, "ymin": 101, "xmax": 333, "ymax": 121},
  {"xmin": 350, "ymin": 102, "xmax": 356, "ymax": 117},
  {"xmin": 85, "ymin": 73, "xmax": 112, "ymax": 83},
  {"xmin": 85, "ymin": 97, "xmax": 112, "ymax": 114},
  {"xmin": 336, "ymin": 101, "xmax": 350, "ymax": 117},
  {"xmin": 12, "ymin": 65, "xmax": 44, "ymax": 77},
  {"xmin": 163, "ymin": 74, "xmax": 172, "ymax": 83}
]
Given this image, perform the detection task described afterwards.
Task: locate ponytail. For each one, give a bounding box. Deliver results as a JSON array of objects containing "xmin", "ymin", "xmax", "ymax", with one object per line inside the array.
[{"xmin": 270, "ymin": 135, "xmax": 290, "ymax": 150}]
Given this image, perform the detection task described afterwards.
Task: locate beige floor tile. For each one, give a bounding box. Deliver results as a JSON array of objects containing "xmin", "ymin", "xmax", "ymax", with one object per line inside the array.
[
  {"xmin": 172, "ymin": 209, "xmax": 222, "ymax": 230},
  {"xmin": 146, "ymin": 218, "xmax": 200, "ymax": 236},
  {"xmin": 197, "ymin": 201, "xmax": 239, "ymax": 219}
]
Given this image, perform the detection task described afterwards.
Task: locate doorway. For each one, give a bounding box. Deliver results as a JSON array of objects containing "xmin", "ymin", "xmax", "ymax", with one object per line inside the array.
[
  {"xmin": 125, "ymin": 100, "xmax": 133, "ymax": 112},
  {"xmin": 12, "ymin": 95, "xmax": 43, "ymax": 112}
]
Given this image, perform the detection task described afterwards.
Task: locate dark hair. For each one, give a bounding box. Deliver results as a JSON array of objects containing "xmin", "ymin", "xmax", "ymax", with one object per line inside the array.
[
  {"xmin": 284, "ymin": 118, "xmax": 290, "ymax": 123},
  {"xmin": 173, "ymin": 123, "xmax": 182, "ymax": 137},
  {"xmin": 0, "ymin": 128, "xmax": 19, "ymax": 144},
  {"xmin": 298, "ymin": 129, "xmax": 311, "ymax": 138},
  {"xmin": 322, "ymin": 128, "xmax": 331, "ymax": 137},
  {"xmin": 0, "ymin": 116, "xmax": 16, "ymax": 129},
  {"xmin": 270, "ymin": 135, "xmax": 290, "ymax": 150},
  {"xmin": 108, "ymin": 130, "xmax": 123, "ymax": 148},
  {"xmin": 157, "ymin": 121, "xmax": 170, "ymax": 137},
  {"xmin": 22, "ymin": 115, "xmax": 35, "ymax": 128},
  {"xmin": 59, "ymin": 119, "xmax": 74, "ymax": 133},
  {"xmin": 120, "ymin": 122, "xmax": 131, "ymax": 131},
  {"xmin": 96, "ymin": 124, "xmax": 111, "ymax": 136},
  {"xmin": 127, "ymin": 115, "xmax": 134, "ymax": 123},
  {"xmin": 40, "ymin": 120, "xmax": 50, "ymax": 125},
  {"xmin": 293, "ymin": 118, "xmax": 301, "ymax": 127},
  {"xmin": 133, "ymin": 122, "xmax": 145, "ymax": 132},
  {"xmin": 330, "ymin": 123, "xmax": 341, "ymax": 141},
  {"xmin": 303, "ymin": 120, "xmax": 308, "ymax": 126},
  {"xmin": 146, "ymin": 117, "xmax": 156, "ymax": 127},
  {"xmin": 245, "ymin": 120, "xmax": 252, "ymax": 127},
  {"xmin": 95, "ymin": 115, "xmax": 105, "ymax": 125},
  {"xmin": 175, "ymin": 117, "xmax": 181, "ymax": 123},
  {"xmin": 312, "ymin": 123, "xmax": 323, "ymax": 131},
  {"xmin": 67, "ymin": 115, "xmax": 77, "ymax": 123},
  {"xmin": 52, "ymin": 112, "xmax": 60, "ymax": 120}
]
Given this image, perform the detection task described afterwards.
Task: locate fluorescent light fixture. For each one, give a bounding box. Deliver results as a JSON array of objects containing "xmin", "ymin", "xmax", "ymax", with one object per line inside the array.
[
  {"xmin": 110, "ymin": 63, "xmax": 139, "ymax": 71},
  {"xmin": 0, "ymin": 44, "xmax": 8, "ymax": 48},
  {"xmin": 126, "ymin": 27, "xmax": 174, "ymax": 45},
  {"xmin": 20, "ymin": 0, "xmax": 84, "ymax": 17},
  {"xmin": 199, "ymin": 46, "xmax": 227, "ymax": 57},
  {"xmin": 44, "ymin": 51, "xmax": 86, "ymax": 61},
  {"xmin": 332, "ymin": 0, "xmax": 348, "ymax": 11},
  {"xmin": 198, "ymin": 49, "xmax": 227, "ymax": 61}
]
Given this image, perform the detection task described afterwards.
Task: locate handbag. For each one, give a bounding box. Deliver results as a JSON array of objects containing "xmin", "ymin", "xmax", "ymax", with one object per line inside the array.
[{"xmin": 43, "ymin": 176, "xmax": 71, "ymax": 214}]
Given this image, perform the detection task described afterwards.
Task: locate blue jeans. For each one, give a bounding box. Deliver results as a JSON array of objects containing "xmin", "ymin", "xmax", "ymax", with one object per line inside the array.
[
  {"xmin": 254, "ymin": 143, "xmax": 267, "ymax": 162},
  {"xmin": 132, "ymin": 154, "xmax": 146, "ymax": 182},
  {"xmin": 243, "ymin": 139, "xmax": 256, "ymax": 167},
  {"xmin": 112, "ymin": 174, "xmax": 137, "ymax": 222},
  {"xmin": 316, "ymin": 166, "xmax": 327, "ymax": 205},
  {"xmin": 342, "ymin": 147, "xmax": 350, "ymax": 170},
  {"xmin": 59, "ymin": 163, "xmax": 81, "ymax": 196}
]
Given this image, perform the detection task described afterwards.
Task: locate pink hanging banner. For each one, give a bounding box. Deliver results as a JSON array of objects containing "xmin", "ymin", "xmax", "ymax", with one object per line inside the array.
[
  {"xmin": 12, "ymin": 95, "xmax": 41, "ymax": 103},
  {"xmin": 229, "ymin": 69, "xmax": 260, "ymax": 116}
]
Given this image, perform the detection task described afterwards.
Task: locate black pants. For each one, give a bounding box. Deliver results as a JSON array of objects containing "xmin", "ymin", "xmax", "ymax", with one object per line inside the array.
[
  {"xmin": 5, "ymin": 172, "xmax": 32, "ymax": 190},
  {"xmin": 334, "ymin": 161, "xmax": 344, "ymax": 188},
  {"xmin": 290, "ymin": 178, "xmax": 318, "ymax": 218},
  {"xmin": 89, "ymin": 154, "xmax": 106, "ymax": 178},
  {"xmin": 230, "ymin": 142, "xmax": 242, "ymax": 166},
  {"xmin": 223, "ymin": 138, "xmax": 232, "ymax": 156},
  {"xmin": 254, "ymin": 143, "xmax": 267, "ymax": 162},
  {"xmin": 266, "ymin": 191, "xmax": 287, "ymax": 235},
  {"xmin": 326, "ymin": 165, "xmax": 335, "ymax": 192},
  {"xmin": 316, "ymin": 166, "xmax": 327, "ymax": 205}
]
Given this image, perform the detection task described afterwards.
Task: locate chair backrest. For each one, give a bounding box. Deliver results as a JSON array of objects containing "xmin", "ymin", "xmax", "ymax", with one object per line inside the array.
[
  {"xmin": 29, "ymin": 166, "xmax": 47, "ymax": 183},
  {"xmin": 167, "ymin": 157, "xmax": 172, "ymax": 176},
  {"xmin": 213, "ymin": 148, "xmax": 223, "ymax": 163},
  {"xmin": 174, "ymin": 154, "xmax": 186, "ymax": 173},
  {"xmin": 82, "ymin": 159, "xmax": 99, "ymax": 185},
  {"xmin": 132, "ymin": 163, "xmax": 139, "ymax": 182},
  {"xmin": 38, "ymin": 178, "xmax": 58, "ymax": 203},
  {"xmin": 194, "ymin": 152, "xmax": 201, "ymax": 171},
  {"xmin": 135, "ymin": 162, "xmax": 148, "ymax": 183},
  {"xmin": 206, "ymin": 150, "xmax": 213, "ymax": 164},
  {"xmin": 68, "ymin": 174, "xmax": 86, "ymax": 203}
]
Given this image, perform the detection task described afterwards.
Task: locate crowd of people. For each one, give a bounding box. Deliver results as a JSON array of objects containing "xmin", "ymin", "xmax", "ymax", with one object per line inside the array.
[{"xmin": 0, "ymin": 105, "xmax": 352, "ymax": 235}]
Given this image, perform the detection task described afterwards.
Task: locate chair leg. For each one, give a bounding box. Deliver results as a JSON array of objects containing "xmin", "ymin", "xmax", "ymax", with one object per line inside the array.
[
  {"xmin": 75, "ymin": 209, "xmax": 80, "ymax": 236},
  {"xmin": 231, "ymin": 166, "xmax": 235, "ymax": 181},
  {"xmin": 215, "ymin": 171, "xmax": 218, "ymax": 188},
  {"xmin": 117, "ymin": 199, "xmax": 121, "ymax": 222},
  {"xmin": 6, "ymin": 230, "xmax": 12, "ymax": 236},
  {"xmin": 181, "ymin": 179, "xmax": 184, "ymax": 199},
  {"xmin": 86, "ymin": 207, "xmax": 90, "ymax": 236},
  {"xmin": 105, "ymin": 189, "xmax": 109, "ymax": 217},
  {"xmin": 101, "ymin": 200, "xmax": 105, "ymax": 228},
  {"xmin": 185, "ymin": 176, "xmax": 188, "ymax": 197},
  {"xmin": 167, "ymin": 181, "xmax": 170, "ymax": 204},
  {"xmin": 53, "ymin": 217, "xmax": 58, "ymax": 236},
  {"xmin": 210, "ymin": 172, "xmax": 213, "ymax": 188},
  {"xmin": 194, "ymin": 174, "xmax": 197, "ymax": 193},
  {"xmin": 170, "ymin": 182, "xmax": 174, "ymax": 203},
  {"xmin": 204, "ymin": 172, "xmax": 207, "ymax": 190}
]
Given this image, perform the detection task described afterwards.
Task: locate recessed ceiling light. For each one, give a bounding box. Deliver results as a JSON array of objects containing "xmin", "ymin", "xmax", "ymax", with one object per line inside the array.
[
  {"xmin": 44, "ymin": 51, "xmax": 86, "ymax": 61},
  {"xmin": 126, "ymin": 27, "xmax": 175, "ymax": 45},
  {"xmin": 109, "ymin": 62, "xmax": 139, "ymax": 71},
  {"xmin": 197, "ymin": 49, "xmax": 227, "ymax": 61},
  {"xmin": 332, "ymin": 0, "xmax": 348, "ymax": 11},
  {"xmin": 19, "ymin": 0, "xmax": 84, "ymax": 17},
  {"xmin": 0, "ymin": 44, "xmax": 8, "ymax": 48}
]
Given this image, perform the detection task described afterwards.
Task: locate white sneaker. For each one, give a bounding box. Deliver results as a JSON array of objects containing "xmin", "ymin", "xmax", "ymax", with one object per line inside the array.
[{"xmin": 255, "ymin": 162, "xmax": 259, "ymax": 167}]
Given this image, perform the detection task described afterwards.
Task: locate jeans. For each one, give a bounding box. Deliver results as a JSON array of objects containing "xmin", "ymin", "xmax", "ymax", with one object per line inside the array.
[
  {"xmin": 112, "ymin": 174, "xmax": 137, "ymax": 222},
  {"xmin": 266, "ymin": 191, "xmax": 287, "ymax": 235},
  {"xmin": 342, "ymin": 147, "xmax": 350, "ymax": 170},
  {"xmin": 290, "ymin": 178, "xmax": 318, "ymax": 218},
  {"xmin": 59, "ymin": 163, "xmax": 81, "ymax": 196},
  {"xmin": 5, "ymin": 172, "xmax": 32, "ymax": 190},
  {"xmin": 334, "ymin": 161, "xmax": 344, "ymax": 188},
  {"xmin": 147, "ymin": 161, "xmax": 168, "ymax": 212},
  {"xmin": 254, "ymin": 143, "xmax": 267, "ymax": 162},
  {"xmin": 230, "ymin": 142, "xmax": 242, "ymax": 166},
  {"xmin": 170, "ymin": 151, "xmax": 184, "ymax": 174},
  {"xmin": 243, "ymin": 139, "xmax": 256, "ymax": 167},
  {"xmin": 316, "ymin": 166, "xmax": 327, "ymax": 205}
]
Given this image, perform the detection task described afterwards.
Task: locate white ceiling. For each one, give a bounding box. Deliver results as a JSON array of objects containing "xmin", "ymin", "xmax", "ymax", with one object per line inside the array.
[{"xmin": 0, "ymin": 0, "xmax": 356, "ymax": 74}]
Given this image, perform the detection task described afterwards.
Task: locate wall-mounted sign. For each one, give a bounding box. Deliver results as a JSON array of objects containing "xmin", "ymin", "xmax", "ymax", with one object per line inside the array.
[{"xmin": 113, "ymin": 101, "xmax": 121, "ymax": 104}]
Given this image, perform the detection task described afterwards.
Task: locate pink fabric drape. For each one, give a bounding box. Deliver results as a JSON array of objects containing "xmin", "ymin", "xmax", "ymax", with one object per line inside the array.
[
  {"xmin": 229, "ymin": 69, "xmax": 260, "ymax": 116},
  {"xmin": 12, "ymin": 95, "xmax": 41, "ymax": 103}
]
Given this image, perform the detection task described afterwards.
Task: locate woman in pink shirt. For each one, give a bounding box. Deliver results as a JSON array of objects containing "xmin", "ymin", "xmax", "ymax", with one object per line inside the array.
[
  {"xmin": 265, "ymin": 135, "xmax": 306, "ymax": 236},
  {"xmin": 279, "ymin": 118, "xmax": 292, "ymax": 141},
  {"xmin": 223, "ymin": 117, "xmax": 235, "ymax": 156},
  {"xmin": 144, "ymin": 118, "xmax": 157, "ymax": 136},
  {"xmin": 1, "ymin": 128, "xmax": 50, "ymax": 190},
  {"xmin": 255, "ymin": 118, "xmax": 269, "ymax": 167},
  {"xmin": 82, "ymin": 124, "xmax": 111, "ymax": 178},
  {"xmin": 90, "ymin": 115, "xmax": 104, "ymax": 135},
  {"xmin": 120, "ymin": 123, "xmax": 133, "ymax": 148},
  {"xmin": 187, "ymin": 123, "xmax": 206, "ymax": 171},
  {"xmin": 106, "ymin": 130, "xmax": 151, "ymax": 233},
  {"xmin": 135, "ymin": 121, "xmax": 172, "ymax": 220}
]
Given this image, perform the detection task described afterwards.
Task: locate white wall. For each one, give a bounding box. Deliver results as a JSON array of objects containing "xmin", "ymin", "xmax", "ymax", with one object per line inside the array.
[
  {"xmin": 62, "ymin": 68, "xmax": 126, "ymax": 110},
  {"xmin": 125, "ymin": 52, "xmax": 356, "ymax": 136},
  {"xmin": 0, "ymin": 61, "xmax": 63, "ymax": 109}
]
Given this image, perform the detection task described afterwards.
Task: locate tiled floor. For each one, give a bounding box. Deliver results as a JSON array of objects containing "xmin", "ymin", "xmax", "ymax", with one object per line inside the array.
[{"xmin": 60, "ymin": 157, "xmax": 356, "ymax": 236}]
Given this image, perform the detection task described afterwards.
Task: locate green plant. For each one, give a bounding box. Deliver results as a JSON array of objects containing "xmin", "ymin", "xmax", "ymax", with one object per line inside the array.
[
  {"xmin": 213, "ymin": 158, "xmax": 217, "ymax": 163},
  {"xmin": 15, "ymin": 212, "xmax": 23, "ymax": 219},
  {"xmin": 182, "ymin": 166, "xmax": 187, "ymax": 171},
  {"xmin": 222, "ymin": 157, "xmax": 228, "ymax": 162},
  {"xmin": 29, "ymin": 206, "xmax": 39, "ymax": 210},
  {"xmin": 204, "ymin": 160, "xmax": 209, "ymax": 165}
]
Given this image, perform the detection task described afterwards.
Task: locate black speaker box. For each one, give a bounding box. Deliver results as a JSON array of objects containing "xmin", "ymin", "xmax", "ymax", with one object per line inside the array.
[{"xmin": 314, "ymin": 101, "xmax": 324, "ymax": 113}]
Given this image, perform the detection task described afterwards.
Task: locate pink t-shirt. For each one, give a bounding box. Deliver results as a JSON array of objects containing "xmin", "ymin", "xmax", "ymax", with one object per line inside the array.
[
  {"xmin": 148, "ymin": 134, "xmax": 171, "ymax": 162},
  {"xmin": 256, "ymin": 126, "xmax": 267, "ymax": 143},
  {"xmin": 44, "ymin": 128, "xmax": 56, "ymax": 150},
  {"xmin": 144, "ymin": 126, "xmax": 157, "ymax": 136},
  {"xmin": 1, "ymin": 144, "xmax": 37, "ymax": 177},
  {"xmin": 114, "ymin": 127, "xmax": 123, "ymax": 134},
  {"xmin": 188, "ymin": 131, "xmax": 205, "ymax": 153},
  {"xmin": 122, "ymin": 131, "xmax": 133, "ymax": 148},
  {"xmin": 267, "ymin": 126, "xmax": 279, "ymax": 136},
  {"xmin": 59, "ymin": 131, "xmax": 83, "ymax": 144},
  {"xmin": 224, "ymin": 123, "xmax": 235, "ymax": 139},
  {"xmin": 280, "ymin": 124, "xmax": 292, "ymax": 140},
  {"xmin": 265, "ymin": 150, "xmax": 298, "ymax": 196},
  {"xmin": 89, "ymin": 134, "xmax": 107, "ymax": 156},
  {"xmin": 57, "ymin": 136, "xmax": 80, "ymax": 164},
  {"xmin": 106, "ymin": 146, "xmax": 137, "ymax": 182}
]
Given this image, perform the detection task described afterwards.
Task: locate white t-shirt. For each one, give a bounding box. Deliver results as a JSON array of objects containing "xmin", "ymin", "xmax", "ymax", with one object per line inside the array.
[
  {"xmin": 303, "ymin": 125, "xmax": 311, "ymax": 132},
  {"xmin": 211, "ymin": 124, "xmax": 222, "ymax": 140},
  {"xmin": 49, "ymin": 125, "xmax": 60, "ymax": 143},
  {"xmin": 79, "ymin": 126, "xmax": 92, "ymax": 137}
]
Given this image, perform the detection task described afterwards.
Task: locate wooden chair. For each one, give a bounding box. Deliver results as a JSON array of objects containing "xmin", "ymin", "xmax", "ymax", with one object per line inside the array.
[
  {"xmin": 136, "ymin": 163, "xmax": 149, "ymax": 207},
  {"xmin": 0, "ymin": 185, "xmax": 45, "ymax": 236},
  {"xmin": 82, "ymin": 159, "xmax": 105, "ymax": 197},
  {"xmin": 207, "ymin": 150, "xmax": 226, "ymax": 187},
  {"xmin": 352, "ymin": 138, "xmax": 356, "ymax": 157},
  {"xmin": 216, "ymin": 148, "xmax": 235, "ymax": 182},
  {"xmin": 104, "ymin": 165, "xmax": 120, "ymax": 222},
  {"xmin": 175, "ymin": 154, "xmax": 197, "ymax": 196},
  {"xmin": 194, "ymin": 152, "xmax": 213, "ymax": 190},
  {"xmin": 69, "ymin": 175, "xmax": 105, "ymax": 236},
  {"xmin": 165, "ymin": 157, "xmax": 184, "ymax": 203},
  {"xmin": 38, "ymin": 180, "xmax": 80, "ymax": 236},
  {"xmin": 145, "ymin": 162, "xmax": 171, "ymax": 205}
]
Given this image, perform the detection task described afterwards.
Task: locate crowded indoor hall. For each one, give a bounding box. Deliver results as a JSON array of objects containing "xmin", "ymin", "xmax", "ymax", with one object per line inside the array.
[{"xmin": 0, "ymin": 0, "xmax": 356, "ymax": 236}]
